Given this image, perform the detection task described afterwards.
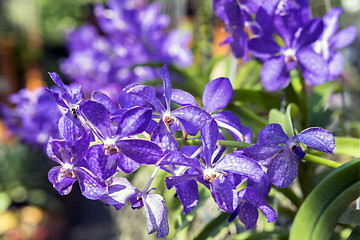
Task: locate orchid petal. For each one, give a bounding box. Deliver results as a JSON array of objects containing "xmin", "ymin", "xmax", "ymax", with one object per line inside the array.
[
  {"xmin": 160, "ymin": 65, "xmax": 172, "ymax": 111},
  {"xmin": 268, "ymin": 149, "xmax": 299, "ymax": 188},
  {"xmin": 75, "ymin": 167, "xmax": 107, "ymax": 200},
  {"xmin": 297, "ymin": 47, "xmax": 329, "ymax": 86},
  {"xmin": 257, "ymin": 123, "xmax": 289, "ymax": 144},
  {"xmin": 260, "ymin": 56, "xmax": 290, "ymax": 92},
  {"xmin": 165, "ymin": 174, "xmax": 202, "ymax": 189},
  {"xmin": 171, "ymin": 89, "xmax": 198, "ymax": 106},
  {"xmin": 297, "ymin": 18, "xmax": 324, "ymax": 49},
  {"xmin": 126, "ymin": 84, "xmax": 166, "ymax": 115},
  {"xmin": 91, "ymin": 91, "xmax": 118, "ymax": 113},
  {"xmin": 202, "ymin": 77, "xmax": 233, "ymax": 113},
  {"xmin": 211, "ymin": 176, "xmax": 238, "ymax": 212},
  {"xmin": 116, "ymin": 139, "xmax": 163, "ymax": 164},
  {"xmin": 80, "ymin": 100, "xmax": 111, "ymax": 139},
  {"xmin": 143, "ymin": 193, "xmax": 169, "ymax": 238},
  {"xmin": 117, "ymin": 106, "xmax": 152, "ymax": 137},
  {"xmin": 172, "ymin": 105, "xmax": 211, "ymax": 129},
  {"xmin": 117, "ymin": 154, "xmax": 141, "ymax": 174},
  {"xmin": 238, "ymin": 188, "xmax": 276, "ymax": 223},
  {"xmin": 238, "ymin": 202, "xmax": 259, "ymax": 229},
  {"xmin": 175, "ymin": 180, "xmax": 199, "ymax": 214},
  {"xmin": 158, "ymin": 151, "xmax": 203, "ymax": 170},
  {"xmin": 151, "ymin": 121, "xmax": 179, "ymax": 152},
  {"xmin": 214, "ymin": 151, "xmax": 265, "ymax": 182},
  {"xmin": 200, "ymin": 119, "xmax": 219, "ymax": 167},
  {"xmin": 48, "ymin": 166, "xmax": 76, "ymax": 195},
  {"xmin": 292, "ymin": 127, "xmax": 335, "ymax": 154},
  {"xmin": 330, "ymin": 26, "xmax": 357, "ymax": 49},
  {"xmin": 244, "ymin": 143, "xmax": 285, "ymax": 166},
  {"xmin": 249, "ymin": 37, "xmax": 281, "ymax": 59}
]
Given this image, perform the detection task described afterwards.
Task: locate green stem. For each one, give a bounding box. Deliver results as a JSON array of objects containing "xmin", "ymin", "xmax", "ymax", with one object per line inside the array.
[
  {"xmin": 177, "ymin": 138, "xmax": 252, "ymax": 148},
  {"xmin": 177, "ymin": 139, "xmax": 341, "ymax": 169},
  {"xmin": 299, "ymin": 74, "xmax": 310, "ymax": 128},
  {"xmin": 276, "ymin": 187, "xmax": 303, "ymax": 209},
  {"xmin": 303, "ymin": 153, "xmax": 341, "ymax": 168}
]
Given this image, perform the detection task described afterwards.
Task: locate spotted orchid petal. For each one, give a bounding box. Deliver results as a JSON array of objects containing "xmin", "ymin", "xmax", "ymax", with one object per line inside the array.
[
  {"xmin": 238, "ymin": 187, "xmax": 276, "ymax": 224},
  {"xmin": 292, "ymin": 127, "xmax": 335, "ymax": 154},
  {"xmin": 214, "ymin": 151, "xmax": 265, "ymax": 182},
  {"xmin": 116, "ymin": 106, "xmax": 152, "ymax": 137},
  {"xmin": 116, "ymin": 139, "xmax": 163, "ymax": 165},
  {"xmin": 175, "ymin": 179, "xmax": 199, "ymax": 214},
  {"xmin": 211, "ymin": 176, "xmax": 238, "ymax": 212},
  {"xmin": 160, "ymin": 64, "xmax": 172, "ymax": 111},
  {"xmin": 74, "ymin": 167, "xmax": 107, "ymax": 200},
  {"xmin": 200, "ymin": 119, "xmax": 219, "ymax": 167},
  {"xmin": 267, "ymin": 149, "xmax": 299, "ymax": 188},
  {"xmin": 126, "ymin": 84, "xmax": 166, "ymax": 115},
  {"xmin": 143, "ymin": 192, "xmax": 169, "ymax": 238},
  {"xmin": 48, "ymin": 166, "xmax": 76, "ymax": 195}
]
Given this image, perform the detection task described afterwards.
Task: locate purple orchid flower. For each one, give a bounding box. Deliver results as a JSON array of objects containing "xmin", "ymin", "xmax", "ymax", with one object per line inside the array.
[
  {"xmin": 244, "ymin": 123, "xmax": 335, "ymax": 187},
  {"xmin": 100, "ymin": 177, "xmax": 169, "ymax": 238},
  {"xmin": 1, "ymin": 87, "xmax": 62, "ymax": 147},
  {"xmin": 158, "ymin": 119, "xmax": 265, "ymax": 213},
  {"xmin": 127, "ymin": 64, "xmax": 211, "ymax": 142},
  {"xmin": 46, "ymin": 72, "xmax": 84, "ymax": 116},
  {"xmin": 228, "ymin": 187, "xmax": 276, "ymax": 229},
  {"xmin": 249, "ymin": 16, "xmax": 328, "ymax": 91},
  {"xmin": 214, "ymin": 0, "xmax": 263, "ymax": 60},
  {"xmin": 256, "ymin": 0, "xmax": 312, "ymax": 37},
  {"xmin": 172, "ymin": 77, "xmax": 252, "ymax": 142},
  {"xmin": 47, "ymin": 115, "xmax": 107, "ymax": 200},
  {"xmin": 61, "ymin": 0, "xmax": 192, "ymax": 94},
  {"xmin": 79, "ymin": 98, "xmax": 163, "ymax": 173},
  {"xmin": 313, "ymin": 7, "xmax": 357, "ymax": 80}
]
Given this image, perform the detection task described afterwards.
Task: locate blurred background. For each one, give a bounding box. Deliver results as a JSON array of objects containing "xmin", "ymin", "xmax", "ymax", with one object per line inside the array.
[{"xmin": 0, "ymin": 0, "xmax": 359, "ymax": 239}]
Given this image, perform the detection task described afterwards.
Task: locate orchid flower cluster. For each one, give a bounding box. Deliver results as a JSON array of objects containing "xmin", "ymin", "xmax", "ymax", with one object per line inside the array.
[
  {"xmin": 1, "ymin": 0, "xmax": 192, "ymax": 148},
  {"xmin": 60, "ymin": 0, "xmax": 193, "ymax": 96},
  {"xmin": 214, "ymin": 0, "xmax": 357, "ymax": 91},
  {"xmin": 45, "ymin": 65, "xmax": 335, "ymax": 238},
  {"xmin": 0, "ymin": 88, "xmax": 62, "ymax": 147}
]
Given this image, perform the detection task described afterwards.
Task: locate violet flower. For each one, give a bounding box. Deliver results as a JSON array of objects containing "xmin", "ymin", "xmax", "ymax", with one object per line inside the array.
[
  {"xmin": 127, "ymin": 64, "xmax": 211, "ymax": 142},
  {"xmin": 100, "ymin": 177, "xmax": 169, "ymax": 238},
  {"xmin": 172, "ymin": 77, "xmax": 252, "ymax": 142},
  {"xmin": 47, "ymin": 115, "xmax": 107, "ymax": 200},
  {"xmin": 158, "ymin": 119, "xmax": 265, "ymax": 213},
  {"xmin": 46, "ymin": 72, "xmax": 84, "ymax": 116},
  {"xmin": 1, "ymin": 87, "xmax": 62, "ymax": 147},
  {"xmin": 313, "ymin": 7, "xmax": 357, "ymax": 80},
  {"xmin": 244, "ymin": 123, "xmax": 335, "ymax": 187},
  {"xmin": 249, "ymin": 16, "xmax": 328, "ymax": 91},
  {"xmin": 79, "ymin": 99, "xmax": 163, "ymax": 173},
  {"xmin": 60, "ymin": 0, "xmax": 192, "ymax": 94},
  {"xmin": 228, "ymin": 187, "xmax": 276, "ymax": 229},
  {"xmin": 256, "ymin": 0, "xmax": 312, "ymax": 37},
  {"xmin": 214, "ymin": 0, "xmax": 263, "ymax": 60}
]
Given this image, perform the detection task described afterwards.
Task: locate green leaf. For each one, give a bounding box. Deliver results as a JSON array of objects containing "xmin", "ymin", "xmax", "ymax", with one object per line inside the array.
[
  {"xmin": 193, "ymin": 212, "xmax": 230, "ymax": 240},
  {"xmin": 308, "ymin": 81, "xmax": 337, "ymax": 127},
  {"xmin": 232, "ymin": 89, "xmax": 281, "ymax": 110},
  {"xmin": 334, "ymin": 137, "xmax": 360, "ymax": 157},
  {"xmin": 348, "ymin": 226, "xmax": 360, "ymax": 240},
  {"xmin": 269, "ymin": 103, "xmax": 298, "ymax": 138},
  {"xmin": 233, "ymin": 60, "xmax": 262, "ymax": 89},
  {"xmin": 227, "ymin": 103, "xmax": 268, "ymax": 134},
  {"xmin": 230, "ymin": 230, "xmax": 289, "ymax": 240},
  {"xmin": 290, "ymin": 158, "xmax": 360, "ymax": 240},
  {"xmin": 339, "ymin": 210, "xmax": 360, "ymax": 225}
]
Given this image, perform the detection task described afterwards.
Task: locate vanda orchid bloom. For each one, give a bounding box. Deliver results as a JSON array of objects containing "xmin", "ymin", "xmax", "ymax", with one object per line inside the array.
[{"xmin": 244, "ymin": 123, "xmax": 335, "ymax": 187}]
